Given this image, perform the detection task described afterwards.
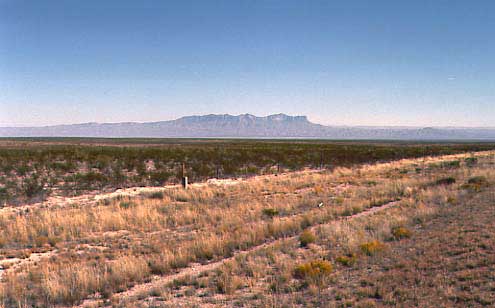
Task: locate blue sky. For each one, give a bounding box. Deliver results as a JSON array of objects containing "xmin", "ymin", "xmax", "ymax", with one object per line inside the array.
[{"xmin": 1, "ymin": 1, "xmax": 494, "ymax": 127}]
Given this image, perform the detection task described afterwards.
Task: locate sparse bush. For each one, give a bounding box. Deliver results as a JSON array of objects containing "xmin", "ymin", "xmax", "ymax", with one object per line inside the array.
[
  {"xmin": 435, "ymin": 177, "xmax": 456, "ymax": 186},
  {"xmin": 215, "ymin": 273, "xmax": 243, "ymax": 295},
  {"xmin": 336, "ymin": 254, "xmax": 357, "ymax": 266},
  {"xmin": 294, "ymin": 260, "xmax": 333, "ymax": 287},
  {"xmin": 359, "ymin": 240, "xmax": 386, "ymax": 256},
  {"xmin": 148, "ymin": 191, "xmax": 164, "ymax": 199},
  {"xmin": 462, "ymin": 176, "xmax": 489, "ymax": 191},
  {"xmin": 441, "ymin": 160, "xmax": 461, "ymax": 168},
  {"xmin": 391, "ymin": 227, "xmax": 412, "ymax": 240},
  {"xmin": 262, "ymin": 208, "xmax": 279, "ymax": 218},
  {"xmin": 465, "ymin": 157, "xmax": 478, "ymax": 166},
  {"xmin": 119, "ymin": 201, "xmax": 137, "ymax": 209},
  {"xmin": 313, "ymin": 185, "xmax": 323, "ymax": 195},
  {"xmin": 467, "ymin": 176, "xmax": 487, "ymax": 185},
  {"xmin": 299, "ymin": 229, "xmax": 316, "ymax": 247}
]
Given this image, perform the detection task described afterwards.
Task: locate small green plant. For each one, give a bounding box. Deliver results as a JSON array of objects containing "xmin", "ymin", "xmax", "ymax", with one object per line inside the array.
[
  {"xmin": 391, "ymin": 227, "xmax": 412, "ymax": 240},
  {"xmin": 359, "ymin": 240, "xmax": 386, "ymax": 256},
  {"xmin": 262, "ymin": 208, "xmax": 279, "ymax": 218},
  {"xmin": 299, "ymin": 229, "xmax": 316, "ymax": 247}
]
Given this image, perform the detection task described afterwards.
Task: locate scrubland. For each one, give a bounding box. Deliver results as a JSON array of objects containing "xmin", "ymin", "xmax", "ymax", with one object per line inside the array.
[
  {"xmin": 1, "ymin": 138, "xmax": 493, "ymax": 204},
  {"xmin": 0, "ymin": 147, "xmax": 494, "ymax": 307}
]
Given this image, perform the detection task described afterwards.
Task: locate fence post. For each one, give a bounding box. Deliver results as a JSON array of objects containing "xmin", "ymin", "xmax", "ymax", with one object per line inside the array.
[{"xmin": 181, "ymin": 162, "xmax": 188, "ymax": 189}]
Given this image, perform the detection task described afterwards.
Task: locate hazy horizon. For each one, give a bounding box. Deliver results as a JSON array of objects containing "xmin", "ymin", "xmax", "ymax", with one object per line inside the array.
[{"xmin": 1, "ymin": 1, "xmax": 494, "ymax": 127}]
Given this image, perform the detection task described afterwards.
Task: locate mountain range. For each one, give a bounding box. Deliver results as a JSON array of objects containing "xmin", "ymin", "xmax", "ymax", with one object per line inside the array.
[{"xmin": 1, "ymin": 114, "xmax": 495, "ymax": 140}]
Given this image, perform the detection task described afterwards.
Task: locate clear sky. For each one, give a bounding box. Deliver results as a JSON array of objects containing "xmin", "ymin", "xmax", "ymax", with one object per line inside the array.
[{"xmin": 1, "ymin": 1, "xmax": 494, "ymax": 127}]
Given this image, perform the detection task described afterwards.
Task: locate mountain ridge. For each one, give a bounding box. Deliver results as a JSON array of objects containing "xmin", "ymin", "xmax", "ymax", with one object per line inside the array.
[{"xmin": 1, "ymin": 113, "xmax": 495, "ymax": 140}]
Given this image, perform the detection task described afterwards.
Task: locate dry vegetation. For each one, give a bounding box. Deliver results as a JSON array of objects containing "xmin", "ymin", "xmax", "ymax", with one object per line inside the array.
[
  {"xmin": 1, "ymin": 138, "xmax": 493, "ymax": 205},
  {"xmin": 0, "ymin": 146, "xmax": 494, "ymax": 307}
]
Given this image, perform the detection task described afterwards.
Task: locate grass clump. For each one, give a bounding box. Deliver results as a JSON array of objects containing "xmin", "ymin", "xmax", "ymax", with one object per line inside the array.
[
  {"xmin": 467, "ymin": 176, "xmax": 488, "ymax": 185},
  {"xmin": 465, "ymin": 157, "xmax": 478, "ymax": 166},
  {"xmin": 262, "ymin": 208, "xmax": 279, "ymax": 218},
  {"xmin": 299, "ymin": 229, "xmax": 316, "ymax": 247},
  {"xmin": 148, "ymin": 191, "xmax": 164, "ymax": 199},
  {"xmin": 359, "ymin": 240, "xmax": 386, "ymax": 256},
  {"xmin": 462, "ymin": 176, "xmax": 489, "ymax": 191},
  {"xmin": 119, "ymin": 201, "xmax": 137, "ymax": 209},
  {"xmin": 335, "ymin": 253, "xmax": 357, "ymax": 267},
  {"xmin": 441, "ymin": 160, "xmax": 461, "ymax": 168},
  {"xmin": 391, "ymin": 227, "xmax": 412, "ymax": 240},
  {"xmin": 294, "ymin": 260, "xmax": 333, "ymax": 286},
  {"xmin": 435, "ymin": 177, "xmax": 456, "ymax": 186}
]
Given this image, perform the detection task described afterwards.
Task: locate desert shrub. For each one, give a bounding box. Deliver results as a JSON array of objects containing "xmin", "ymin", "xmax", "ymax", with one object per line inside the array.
[
  {"xmin": 465, "ymin": 157, "xmax": 478, "ymax": 166},
  {"xmin": 467, "ymin": 176, "xmax": 488, "ymax": 185},
  {"xmin": 294, "ymin": 260, "xmax": 333, "ymax": 287},
  {"xmin": 435, "ymin": 177, "xmax": 456, "ymax": 186},
  {"xmin": 262, "ymin": 208, "xmax": 279, "ymax": 218},
  {"xmin": 34, "ymin": 235, "xmax": 49, "ymax": 247},
  {"xmin": 119, "ymin": 201, "xmax": 137, "ymax": 209},
  {"xmin": 441, "ymin": 160, "xmax": 461, "ymax": 168},
  {"xmin": 149, "ymin": 171, "xmax": 171, "ymax": 186},
  {"xmin": 391, "ymin": 227, "xmax": 412, "ymax": 240},
  {"xmin": 148, "ymin": 191, "xmax": 164, "ymax": 199},
  {"xmin": 335, "ymin": 254, "xmax": 357, "ymax": 266},
  {"xmin": 0, "ymin": 187, "xmax": 9, "ymax": 204},
  {"xmin": 216, "ymin": 272, "xmax": 244, "ymax": 295},
  {"xmin": 359, "ymin": 240, "xmax": 386, "ymax": 256},
  {"xmin": 313, "ymin": 185, "xmax": 323, "ymax": 195},
  {"xmin": 462, "ymin": 176, "xmax": 489, "ymax": 191},
  {"xmin": 299, "ymin": 229, "xmax": 316, "ymax": 247},
  {"xmin": 22, "ymin": 175, "xmax": 45, "ymax": 198}
]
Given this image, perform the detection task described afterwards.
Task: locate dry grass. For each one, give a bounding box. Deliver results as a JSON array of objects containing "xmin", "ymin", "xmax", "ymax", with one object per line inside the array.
[{"xmin": 0, "ymin": 150, "xmax": 494, "ymax": 307}]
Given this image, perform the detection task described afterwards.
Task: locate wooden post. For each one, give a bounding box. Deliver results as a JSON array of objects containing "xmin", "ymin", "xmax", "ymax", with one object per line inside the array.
[{"xmin": 181, "ymin": 162, "xmax": 188, "ymax": 189}]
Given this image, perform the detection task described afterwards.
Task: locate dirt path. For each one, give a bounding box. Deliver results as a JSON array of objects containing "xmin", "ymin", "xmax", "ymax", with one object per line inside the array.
[
  {"xmin": 77, "ymin": 199, "xmax": 401, "ymax": 307},
  {"xmin": 0, "ymin": 178, "xmax": 248, "ymax": 215},
  {"xmin": 0, "ymin": 250, "xmax": 57, "ymax": 280}
]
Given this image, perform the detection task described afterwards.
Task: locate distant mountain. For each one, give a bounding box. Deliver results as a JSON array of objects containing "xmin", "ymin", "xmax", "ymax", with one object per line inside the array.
[{"xmin": 1, "ymin": 113, "xmax": 495, "ymax": 139}]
